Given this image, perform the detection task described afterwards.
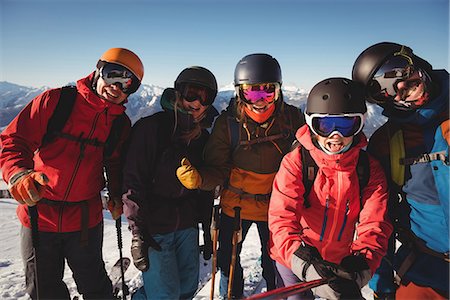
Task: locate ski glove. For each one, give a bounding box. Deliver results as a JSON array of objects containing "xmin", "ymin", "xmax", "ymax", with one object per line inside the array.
[
  {"xmin": 107, "ymin": 196, "xmax": 123, "ymax": 220},
  {"xmin": 176, "ymin": 158, "xmax": 202, "ymax": 189},
  {"xmin": 8, "ymin": 170, "xmax": 49, "ymax": 206},
  {"xmin": 131, "ymin": 234, "xmax": 162, "ymax": 272},
  {"xmin": 291, "ymin": 243, "xmax": 363, "ymax": 300}
]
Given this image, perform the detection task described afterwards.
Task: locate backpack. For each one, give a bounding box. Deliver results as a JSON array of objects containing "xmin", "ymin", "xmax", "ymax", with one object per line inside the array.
[
  {"xmin": 41, "ymin": 85, "xmax": 127, "ymax": 158},
  {"xmin": 292, "ymin": 140, "xmax": 370, "ymax": 208}
]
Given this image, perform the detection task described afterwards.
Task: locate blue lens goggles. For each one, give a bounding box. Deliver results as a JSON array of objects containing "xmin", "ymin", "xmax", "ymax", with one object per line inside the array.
[{"xmin": 306, "ymin": 113, "xmax": 364, "ymax": 137}]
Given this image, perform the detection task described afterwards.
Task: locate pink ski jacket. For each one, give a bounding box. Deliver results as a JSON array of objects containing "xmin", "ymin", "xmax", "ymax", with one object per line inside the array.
[{"xmin": 268, "ymin": 125, "xmax": 393, "ymax": 273}]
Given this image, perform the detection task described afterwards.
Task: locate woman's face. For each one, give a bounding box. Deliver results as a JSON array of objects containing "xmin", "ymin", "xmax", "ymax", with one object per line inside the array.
[{"xmin": 179, "ymin": 85, "xmax": 210, "ymax": 121}]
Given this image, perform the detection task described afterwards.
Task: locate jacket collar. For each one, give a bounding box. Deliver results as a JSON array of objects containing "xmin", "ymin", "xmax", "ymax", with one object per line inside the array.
[{"xmin": 296, "ymin": 124, "xmax": 368, "ymax": 171}]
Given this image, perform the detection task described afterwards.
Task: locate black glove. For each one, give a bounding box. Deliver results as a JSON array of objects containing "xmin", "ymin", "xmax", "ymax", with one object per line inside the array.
[
  {"xmin": 131, "ymin": 234, "xmax": 149, "ymax": 272},
  {"xmin": 324, "ymin": 255, "xmax": 371, "ymax": 300},
  {"xmin": 202, "ymin": 231, "xmax": 213, "ymax": 260}
]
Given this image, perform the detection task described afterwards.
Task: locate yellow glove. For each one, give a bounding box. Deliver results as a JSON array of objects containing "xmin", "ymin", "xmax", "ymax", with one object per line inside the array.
[
  {"xmin": 176, "ymin": 158, "xmax": 202, "ymax": 189},
  {"xmin": 107, "ymin": 196, "xmax": 123, "ymax": 220},
  {"xmin": 8, "ymin": 170, "xmax": 49, "ymax": 206}
]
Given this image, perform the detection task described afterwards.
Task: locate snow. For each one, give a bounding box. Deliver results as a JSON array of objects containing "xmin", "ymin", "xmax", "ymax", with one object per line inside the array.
[{"xmin": 0, "ymin": 197, "xmax": 375, "ymax": 299}]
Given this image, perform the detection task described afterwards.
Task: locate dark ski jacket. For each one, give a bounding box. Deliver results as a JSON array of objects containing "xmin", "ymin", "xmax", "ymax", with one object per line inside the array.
[{"xmin": 122, "ymin": 88, "xmax": 217, "ymax": 236}]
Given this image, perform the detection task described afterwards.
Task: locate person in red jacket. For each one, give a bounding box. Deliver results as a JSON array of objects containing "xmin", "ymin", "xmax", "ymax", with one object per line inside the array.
[
  {"xmin": 0, "ymin": 48, "xmax": 144, "ymax": 299},
  {"xmin": 268, "ymin": 78, "xmax": 393, "ymax": 299}
]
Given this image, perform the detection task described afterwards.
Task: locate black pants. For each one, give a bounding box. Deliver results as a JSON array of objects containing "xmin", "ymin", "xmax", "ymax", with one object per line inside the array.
[
  {"xmin": 21, "ymin": 222, "xmax": 113, "ymax": 299},
  {"xmin": 217, "ymin": 213, "xmax": 276, "ymax": 297}
]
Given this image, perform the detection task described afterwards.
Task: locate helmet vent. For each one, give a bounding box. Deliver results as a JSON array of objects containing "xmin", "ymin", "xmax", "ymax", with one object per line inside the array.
[{"xmin": 322, "ymin": 94, "xmax": 330, "ymax": 100}]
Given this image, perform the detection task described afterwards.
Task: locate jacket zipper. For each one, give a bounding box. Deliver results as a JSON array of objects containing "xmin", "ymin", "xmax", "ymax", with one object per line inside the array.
[
  {"xmin": 319, "ymin": 197, "xmax": 329, "ymax": 241},
  {"xmin": 57, "ymin": 110, "xmax": 104, "ymax": 232},
  {"xmin": 337, "ymin": 199, "xmax": 350, "ymax": 241}
]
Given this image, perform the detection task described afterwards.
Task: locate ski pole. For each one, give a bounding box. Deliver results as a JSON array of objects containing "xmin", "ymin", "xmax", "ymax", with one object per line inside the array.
[
  {"xmin": 227, "ymin": 206, "xmax": 241, "ymax": 299},
  {"xmin": 116, "ymin": 218, "xmax": 129, "ymax": 298},
  {"xmin": 210, "ymin": 205, "xmax": 221, "ymax": 300},
  {"xmin": 245, "ymin": 277, "xmax": 334, "ymax": 300},
  {"xmin": 29, "ymin": 205, "xmax": 40, "ymax": 300}
]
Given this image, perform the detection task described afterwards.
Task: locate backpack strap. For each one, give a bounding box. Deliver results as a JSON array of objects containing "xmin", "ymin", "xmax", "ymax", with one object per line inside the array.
[
  {"xmin": 226, "ymin": 115, "xmax": 241, "ymax": 152},
  {"xmin": 42, "ymin": 85, "xmax": 77, "ymax": 146},
  {"xmin": 104, "ymin": 113, "xmax": 127, "ymax": 158},
  {"xmin": 389, "ymin": 128, "xmax": 406, "ymax": 186},
  {"xmin": 356, "ymin": 150, "xmax": 370, "ymax": 208}
]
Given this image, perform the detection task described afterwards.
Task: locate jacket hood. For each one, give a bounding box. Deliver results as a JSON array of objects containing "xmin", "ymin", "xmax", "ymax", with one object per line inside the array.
[
  {"xmin": 296, "ymin": 124, "xmax": 368, "ymax": 170},
  {"xmin": 77, "ymin": 72, "xmax": 126, "ymax": 116},
  {"xmin": 382, "ymin": 69, "xmax": 449, "ymax": 126}
]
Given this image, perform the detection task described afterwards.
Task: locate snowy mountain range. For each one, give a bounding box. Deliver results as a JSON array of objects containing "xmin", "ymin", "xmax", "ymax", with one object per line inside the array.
[{"xmin": 0, "ymin": 81, "xmax": 387, "ymax": 137}]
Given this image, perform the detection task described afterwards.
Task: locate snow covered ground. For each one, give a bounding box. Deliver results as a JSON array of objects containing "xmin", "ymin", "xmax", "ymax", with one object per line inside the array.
[{"xmin": 0, "ymin": 198, "xmax": 373, "ymax": 299}]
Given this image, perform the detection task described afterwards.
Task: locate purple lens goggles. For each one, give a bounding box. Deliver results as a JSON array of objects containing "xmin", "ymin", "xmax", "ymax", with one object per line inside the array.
[{"xmin": 238, "ymin": 83, "xmax": 279, "ymax": 104}]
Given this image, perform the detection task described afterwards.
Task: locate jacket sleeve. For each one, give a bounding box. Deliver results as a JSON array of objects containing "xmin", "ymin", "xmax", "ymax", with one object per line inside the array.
[
  {"xmin": 351, "ymin": 153, "xmax": 394, "ymax": 273},
  {"xmin": 104, "ymin": 115, "xmax": 132, "ymax": 198},
  {"xmin": 122, "ymin": 118, "xmax": 158, "ymax": 235},
  {"xmin": 199, "ymin": 113, "xmax": 233, "ymax": 191},
  {"xmin": 0, "ymin": 89, "xmax": 59, "ymax": 183},
  {"xmin": 268, "ymin": 148, "xmax": 305, "ymax": 268}
]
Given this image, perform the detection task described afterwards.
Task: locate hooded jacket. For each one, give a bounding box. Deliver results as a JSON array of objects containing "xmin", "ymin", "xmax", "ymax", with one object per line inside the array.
[
  {"xmin": 0, "ymin": 73, "xmax": 131, "ymax": 232},
  {"xmin": 122, "ymin": 88, "xmax": 217, "ymax": 236},
  {"xmin": 269, "ymin": 125, "xmax": 393, "ymax": 273},
  {"xmin": 368, "ymin": 69, "xmax": 449, "ymax": 293},
  {"xmin": 198, "ymin": 97, "xmax": 304, "ymax": 221}
]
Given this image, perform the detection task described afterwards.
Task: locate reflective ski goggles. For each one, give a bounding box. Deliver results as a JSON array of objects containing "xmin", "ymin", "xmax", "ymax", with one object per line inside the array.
[
  {"xmin": 305, "ymin": 113, "xmax": 365, "ymax": 137},
  {"xmin": 368, "ymin": 47, "xmax": 423, "ymax": 104},
  {"xmin": 238, "ymin": 82, "xmax": 279, "ymax": 104},
  {"xmin": 100, "ymin": 63, "xmax": 141, "ymax": 94}
]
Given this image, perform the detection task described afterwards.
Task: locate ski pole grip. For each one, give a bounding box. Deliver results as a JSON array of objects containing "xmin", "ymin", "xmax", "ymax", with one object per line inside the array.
[
  {"xmin": 233, "ymin": 206, "xmax": 241, "ymax": 231},
  {"xmin": 211, "ymin": 205, "xmax": 220, "ymax": 230}
]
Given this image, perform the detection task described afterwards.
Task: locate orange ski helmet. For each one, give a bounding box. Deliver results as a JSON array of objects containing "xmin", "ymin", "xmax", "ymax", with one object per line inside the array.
[{"xmin": 97, "ymin": 48, "xmax": 144, "ymax": 81}]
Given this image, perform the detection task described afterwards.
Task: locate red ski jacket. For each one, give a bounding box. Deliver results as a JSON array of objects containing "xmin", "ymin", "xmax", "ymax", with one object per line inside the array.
[
  {"xmin": 268, "ymin": 125, "xmax": 393, "ymax": 273},
  {"xmin": 0, "ymin": 73, "xmax": 130, "ymax": 232}
]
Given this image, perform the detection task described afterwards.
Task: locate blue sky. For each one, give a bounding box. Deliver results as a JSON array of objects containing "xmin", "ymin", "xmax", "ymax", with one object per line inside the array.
[{"xmin": 1, "ymin": 0, "xmax": 448, "ymax": 92}]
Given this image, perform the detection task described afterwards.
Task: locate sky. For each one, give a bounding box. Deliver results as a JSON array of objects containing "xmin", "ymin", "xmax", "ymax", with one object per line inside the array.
[{"xmin": 0, "ymin": 0, "xmax": 448, "ymax": 92}]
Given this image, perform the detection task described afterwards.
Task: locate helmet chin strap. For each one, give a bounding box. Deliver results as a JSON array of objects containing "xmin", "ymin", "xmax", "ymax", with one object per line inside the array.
[{"xmin": 317, "ymin": 140, "xmax": 353, "ymax": 155}]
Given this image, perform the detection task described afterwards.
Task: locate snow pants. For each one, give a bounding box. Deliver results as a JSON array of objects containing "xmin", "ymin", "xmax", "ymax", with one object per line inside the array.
[
  {"xmin": 218, "ymin": 213, "xmax": 276, "ymax": 298},
  {"xmin": 132, "ymin": 227, "xmax": 199, "ymax": 300},
  {"xmin": 274, "ymin": 261, "xmax": 314, "ymax": 300},
  {"xmin": 21, "ymin": 222, "xmax": 113, "ymax": 299}
]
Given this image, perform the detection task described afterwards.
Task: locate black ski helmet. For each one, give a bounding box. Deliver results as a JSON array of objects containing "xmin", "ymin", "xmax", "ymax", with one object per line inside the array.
[
  {"xmin": 306, "ymin": 77, "xmax": 367, "ymax": 115},
  {"xmin": 352, "ymin": 42, "xmax": 432, "ymax": 101},
  {"xmin": 234, "ymin": 53, "xmax": 282, "ymax": 86},
  {"xmin": 174, "ymin": 66, "xmax": 218, "ymax": 102}
]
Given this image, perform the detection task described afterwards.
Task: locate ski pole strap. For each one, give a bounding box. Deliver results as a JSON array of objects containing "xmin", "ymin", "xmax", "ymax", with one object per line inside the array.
[
  {"xmin": 40, "ymin": 198, "xmax": 89, "ymax": 246},
  {"xmin": 245, "ymin": 277, "xmax": 333, "ymax": 300}
]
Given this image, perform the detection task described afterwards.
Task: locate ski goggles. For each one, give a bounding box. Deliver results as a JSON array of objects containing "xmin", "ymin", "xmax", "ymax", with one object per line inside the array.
[
  {"xmin": 305, "ymin": 113, "xmax": 364, "ymax": 137},
  {"xmin": 100, "ymin": 63, "xmax": 141, "ymax": 94},
  {"xmin": 179, "ymin": 85, "xmax": 214, "ymax": 106},
  {"xmin": 368, "ymin": 47, "xmax": 421, "ymax": 103},
  {"xmin": 238, "ymin": 82, "xmax": 279, "ymax": 104}
]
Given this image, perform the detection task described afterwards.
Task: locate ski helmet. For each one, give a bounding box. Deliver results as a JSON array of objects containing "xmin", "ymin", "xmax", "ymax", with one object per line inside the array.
[
  {"xmin": 352, "ymin": 42, "xmax": 432, "ymax": 105},
  {"xmin": 97, "ymin": 48, "xmax": 144, "ymax": 81},
  {"xmin": 306, "ymin": 77, "xmax": 367, "ymax": 115},
  {"xmin": 174, "ymin": 66, "xmax": 218, "ymax": 104},
  {"xmin": 234, "ymin": 53, "xmax": 282, "ymax": 86}
]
